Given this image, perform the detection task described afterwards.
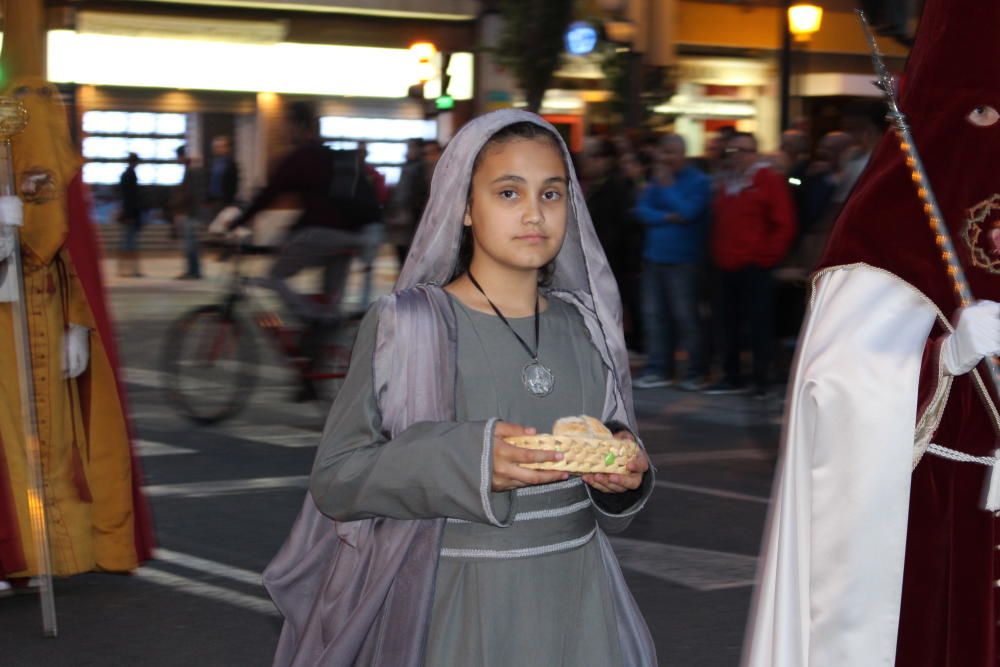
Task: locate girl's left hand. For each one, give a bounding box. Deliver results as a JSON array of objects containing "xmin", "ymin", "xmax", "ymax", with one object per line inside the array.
[{"xmin": 582, "ymin": 431, "xmax": 649, "ymax": 493}]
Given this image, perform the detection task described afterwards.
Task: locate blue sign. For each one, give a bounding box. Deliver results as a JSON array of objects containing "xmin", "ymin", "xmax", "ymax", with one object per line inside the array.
[{"xmin": 565, "ymin": 21, "xmax": 598, "ymax": 56}]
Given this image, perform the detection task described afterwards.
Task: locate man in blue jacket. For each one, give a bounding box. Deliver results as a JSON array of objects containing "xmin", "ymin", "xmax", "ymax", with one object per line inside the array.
[{"xmin": 633, "ymin": 134, "xmax": 713, "ymax": 390}]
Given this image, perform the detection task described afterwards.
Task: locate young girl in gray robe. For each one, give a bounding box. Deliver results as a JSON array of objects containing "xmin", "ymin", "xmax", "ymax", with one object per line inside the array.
[{"xmin": 264, "ymin": 110, "xmax": 657, "ymax": 667}]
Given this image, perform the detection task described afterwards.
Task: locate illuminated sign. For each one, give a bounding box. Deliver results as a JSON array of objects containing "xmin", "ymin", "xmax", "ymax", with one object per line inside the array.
[
  {"xmin": 47, "ymin": 31, "xmax": 474, "ymax": 100},
  {"xmin": 564, "ymin": 21, "xmax": 598, "ymax": 56}
]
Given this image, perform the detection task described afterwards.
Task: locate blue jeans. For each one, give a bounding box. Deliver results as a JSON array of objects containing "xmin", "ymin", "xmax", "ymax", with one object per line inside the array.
[
  {"xmin": 641, "ymin": 261, "xmax": 704, "ymax": 379},
  {"xmin": 120, "ymin": 217, "xmax": 142, "ymax": 252}
]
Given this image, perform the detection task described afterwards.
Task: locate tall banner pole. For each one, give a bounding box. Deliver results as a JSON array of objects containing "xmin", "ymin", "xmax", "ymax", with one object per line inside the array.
[{"xmin": 0, "ymin": 97, "xmax": 58, "ymax": 636}]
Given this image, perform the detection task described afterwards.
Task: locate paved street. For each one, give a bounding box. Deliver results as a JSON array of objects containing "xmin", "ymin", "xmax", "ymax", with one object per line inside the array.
[{"xmin": 0, "ymin": 253, "xmax": 782, "ymax": 666}]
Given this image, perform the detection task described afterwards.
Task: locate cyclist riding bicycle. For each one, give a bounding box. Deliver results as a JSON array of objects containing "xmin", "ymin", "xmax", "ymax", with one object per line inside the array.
[{"xmin": 214, "ymin": 101, "xmax": 380, "ymax": 400}]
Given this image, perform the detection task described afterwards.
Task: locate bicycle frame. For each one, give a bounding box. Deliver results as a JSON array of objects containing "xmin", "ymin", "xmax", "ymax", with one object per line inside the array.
[{"xmin": 214, "ymin": 239, "xmax": 353, "ymax": 382}]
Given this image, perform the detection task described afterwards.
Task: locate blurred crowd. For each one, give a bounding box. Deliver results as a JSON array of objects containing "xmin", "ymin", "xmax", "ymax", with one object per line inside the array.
[
  {"xmin": 113, "ymin": 99, "xmax": 887, "ymax": 401},
  {"xmin": 577, "ymin": 101, "xmax": 886, "ymax": 398}
]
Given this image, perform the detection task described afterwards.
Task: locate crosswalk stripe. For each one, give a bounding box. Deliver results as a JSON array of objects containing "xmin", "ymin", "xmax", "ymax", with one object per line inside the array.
[
  {"xmin": 154, "ymin": 549, "xmax": 263, "ymax": 587},
  {"xmin": 135, "ymin": 439, "xmax": 196, "ymax": 457},
  {"xmin": 144, "ymin": 475, "xmax": 309, "ymax": 498},
  {"xmin": 135, "ymin": 567, "xmax": 277, "ymax": 617},
  {"xmin": 654, "ymin": 480, "xmax": 769, "ymax": 504},
  {"xmin": 221, "ymin": 424, "xmax": 320, "ymax": 448}
]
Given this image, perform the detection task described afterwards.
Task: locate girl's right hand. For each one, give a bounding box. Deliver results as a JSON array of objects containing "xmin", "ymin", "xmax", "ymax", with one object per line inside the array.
[{"xmin": 491, "ymin": 421, "xmax": 569, "ymax": 492}]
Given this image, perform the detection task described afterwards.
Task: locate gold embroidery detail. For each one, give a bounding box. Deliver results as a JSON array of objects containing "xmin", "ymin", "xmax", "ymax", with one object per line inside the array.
[{"xmin": 962, "ymin": 194, "xmax": 1000, "ymax": 274}]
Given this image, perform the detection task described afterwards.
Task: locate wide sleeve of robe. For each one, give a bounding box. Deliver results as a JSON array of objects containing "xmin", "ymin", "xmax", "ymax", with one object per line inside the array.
[
  {"xmin": 309, "ymin": 306, "xmax": 517, "ymax": 526},
  {"xmin": 742, "ymin": 264, "xmax": 941, "ymax": 667}
]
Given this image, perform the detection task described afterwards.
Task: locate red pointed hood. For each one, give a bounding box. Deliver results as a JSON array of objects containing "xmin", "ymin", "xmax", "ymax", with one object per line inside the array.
[{"xmin": 819, "ymin": 0, "xmax": 1000, "ymax": 313}]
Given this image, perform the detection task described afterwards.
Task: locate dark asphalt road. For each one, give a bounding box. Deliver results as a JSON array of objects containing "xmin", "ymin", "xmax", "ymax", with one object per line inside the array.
[{"xmin": 1, "ymin": 269, "xmax": 781, "ymax": 667}]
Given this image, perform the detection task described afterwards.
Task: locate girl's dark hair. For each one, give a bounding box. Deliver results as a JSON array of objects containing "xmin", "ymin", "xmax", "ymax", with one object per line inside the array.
[{"xmin": 452, "ymin": 121, "xmax": 567, "ymax": 284}]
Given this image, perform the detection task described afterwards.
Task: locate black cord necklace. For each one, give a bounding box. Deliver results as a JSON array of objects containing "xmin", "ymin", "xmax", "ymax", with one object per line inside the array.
[{"xmin": 467, "ymin": 271, "xmax": 554, "ymax": 397}]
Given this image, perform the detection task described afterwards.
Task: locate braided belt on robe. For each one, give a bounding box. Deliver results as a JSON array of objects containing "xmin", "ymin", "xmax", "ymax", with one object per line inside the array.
[{"xmin": 926, "ymin": 444, "xmax": 1000, "ymax": 511}]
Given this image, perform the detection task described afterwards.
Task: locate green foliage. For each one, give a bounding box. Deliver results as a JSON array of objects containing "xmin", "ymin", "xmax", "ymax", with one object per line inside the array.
[{"xmin": 495, "ymin": 0, "xmax": 577, "ymax": 113}]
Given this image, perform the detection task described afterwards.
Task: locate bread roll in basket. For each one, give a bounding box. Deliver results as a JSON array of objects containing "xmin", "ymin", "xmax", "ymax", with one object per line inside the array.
[{"xmin": 504, "ymin": 416, "xmax": 639, "ymax": 474}]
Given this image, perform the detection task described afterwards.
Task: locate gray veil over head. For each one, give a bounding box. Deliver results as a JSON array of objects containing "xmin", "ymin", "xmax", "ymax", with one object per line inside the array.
[
  {"xmin": 264, "ymin": 109, "xmax": 650, "ymax": 667},
  {"xmin": 397, "ymin": 108, "xmax": 636, "ymax": 426}
]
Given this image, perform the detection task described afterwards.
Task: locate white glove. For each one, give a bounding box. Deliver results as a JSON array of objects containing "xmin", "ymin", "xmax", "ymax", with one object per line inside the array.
[
  {"xmin": 0, "ymin": 195, "xmax": 23, "ymax": 227},
  {"xmin": 62, "ymin": 325, "xmax": 91, "ymax": 379},
  {"xmin": 0, "ymin": 225, "xmax": 13, "ymax": 262},
  {"xmin": 941, "ymin": 300, "xmax": 1000, "ymax": 376},
  {"xmin": 0, "ymin": 196, "xmax": 22, "ymax": 263}
]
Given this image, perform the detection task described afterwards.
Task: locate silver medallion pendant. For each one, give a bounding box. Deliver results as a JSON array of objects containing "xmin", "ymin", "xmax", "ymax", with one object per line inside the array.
[{"xmin": 522, "ymin": 360, "xmax": 555, "ymax": 397}]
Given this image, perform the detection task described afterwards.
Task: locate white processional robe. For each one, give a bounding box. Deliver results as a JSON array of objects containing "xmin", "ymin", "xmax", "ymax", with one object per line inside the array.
[{"xmin": 741, "ymin": 263, "xmax": 986, "ymax": 666}]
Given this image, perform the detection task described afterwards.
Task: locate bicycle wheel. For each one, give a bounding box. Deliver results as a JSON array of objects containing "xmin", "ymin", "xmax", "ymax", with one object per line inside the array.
[{"xmin": 161, "ymin": 304, "xmax": 259, "ymax": 424}]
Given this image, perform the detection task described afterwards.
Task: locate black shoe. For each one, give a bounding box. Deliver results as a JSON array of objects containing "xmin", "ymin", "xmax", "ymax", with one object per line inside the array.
[{"xmin": 702, "ymin": 380, "xmax": 749, "ymax": 395}]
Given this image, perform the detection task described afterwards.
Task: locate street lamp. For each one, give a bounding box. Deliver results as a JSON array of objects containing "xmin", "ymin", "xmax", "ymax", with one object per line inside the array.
[
  {"xmin": 788, "ymin": 4, "xmax": 824, "ymax": 41},
  {"xmin": 779, "ymin": 3, "xmax": 824, "ymax": 130},
  {"xmin": 409, "ymin": 41, "xmax": 438, "ymax": 84}
]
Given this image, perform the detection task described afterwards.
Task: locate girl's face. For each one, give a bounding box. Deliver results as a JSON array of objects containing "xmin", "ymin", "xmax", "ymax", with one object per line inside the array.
[{"xmin": 464, "ymin": 137, "xmax": 568, "ymax": 276}]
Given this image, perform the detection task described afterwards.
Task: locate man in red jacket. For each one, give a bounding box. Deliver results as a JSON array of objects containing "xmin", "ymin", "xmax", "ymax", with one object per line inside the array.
[{"xmin": 707, "ymin": 132, "xmax": 796, "ymax": 397}]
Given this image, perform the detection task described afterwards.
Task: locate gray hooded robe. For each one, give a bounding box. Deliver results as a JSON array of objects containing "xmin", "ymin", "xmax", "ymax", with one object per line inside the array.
[{"xmin": 263, "ymin": 109, "xmax": 656, "ymax": 666}]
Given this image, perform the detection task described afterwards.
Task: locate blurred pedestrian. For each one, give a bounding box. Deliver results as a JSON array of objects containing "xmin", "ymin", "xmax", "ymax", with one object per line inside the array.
[
  {"xmin": 117, "ymin": 152, "xmax": 144, "ymax": 277},
  {"xmin": 620, "ymin": 149, "xmax": 650, "ymax": 192},
  {"xmin": 620, "ymin": 149, "xmax": 652, "ymax": 352},
  {"xmin": 779, "ymin": 129, "xmax": 811, "ymax": 179},
  {"xmin": 839, "ymin": 100, "xmax": 885, "ymax": 196},
  {"xmin": 793, "ymin": 131, "xmax": 857, "ymax": 273},
  {"xmin": 357, "ymin": 140, "xmax": 390, "ymax": 208},
  {"xmin": 706, "ymin": 132, "xmax": 796, "ymax": 397},
  {"xmin": 584, "ymin": 137, "xmax": 642, "ymax": 351},
  {"xmin": 691, "ymin": 134, "xmax": 726, "ymax": 176},
  {"xmin": 205, "ymin": 135, "xmax": 239, "ymax": 214},
  {"xmin": 583, "ymin": 139, "xmax": 631, "ymax": 281},
  {"xmin": 632, "ymin": 134, "xmax": 712, "ymax": 390},
  {"xmin": 170, "ymin": 145, "xmax": 205, "ymax": 280},
  {"xmin": 424, "ymin": 139, "xmax": 443, "ymax": 174},
  {"xmin": 356, "ymin": 140, "xmax": 389, "ymax": 308},
  {"xmin": 774, "ymin": 131, "xmax": 856, "ymax": 374},
  {"xmin": 386, "ymin": 138, "xmax": 430, "ymax": 267}
]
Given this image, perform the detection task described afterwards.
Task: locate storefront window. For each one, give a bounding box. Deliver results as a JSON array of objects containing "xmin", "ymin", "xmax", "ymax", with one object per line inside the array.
[{"xmin": 81, "ymin": 110, "xmax": 188, "ymax": 186}]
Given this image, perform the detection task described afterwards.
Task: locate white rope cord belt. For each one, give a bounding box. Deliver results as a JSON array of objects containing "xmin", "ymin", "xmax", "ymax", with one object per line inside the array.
[
  {"xmin": 927, "ymin": 444, "xmax": 998, "ymax": 466},
  {"xmin": 927, "ymin": 443, "xmax": 1000, "ymax": 511}
]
